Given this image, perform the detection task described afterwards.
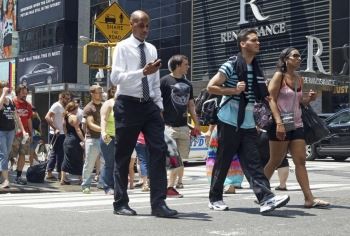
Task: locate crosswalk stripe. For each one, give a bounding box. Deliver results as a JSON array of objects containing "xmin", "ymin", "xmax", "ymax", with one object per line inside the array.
[
  {"xmin": 1, "ymin": 182, "xmax": 349, "ymax": 210},
  {"xmin": 0, "ymin": 188, "xmax": 211, "ymax": 208},
  {"xmin": 1, "ymin": 161, "xmax": 349, "ymax": 211}
]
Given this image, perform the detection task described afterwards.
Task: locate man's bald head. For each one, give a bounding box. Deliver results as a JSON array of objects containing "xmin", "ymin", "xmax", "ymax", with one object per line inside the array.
[
  {"xmin": 130, "ymin": 10, "xmax": 150, "ymax": 41},
  {"xmin": 130, "ymin": 10, "xmax": 149, "ymax": 23}
]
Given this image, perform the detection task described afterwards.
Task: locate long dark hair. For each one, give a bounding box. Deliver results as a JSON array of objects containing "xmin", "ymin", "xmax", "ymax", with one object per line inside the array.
[
  {"xmin": 5, "ymin": 0, "xmax": 15, "ymax": 16},
  {"xmin": 276, "ymin": 47, "xmax": 297, "ymax": 73}
]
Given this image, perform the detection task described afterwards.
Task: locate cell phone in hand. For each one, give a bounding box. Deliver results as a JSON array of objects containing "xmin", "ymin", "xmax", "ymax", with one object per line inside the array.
[{"xmin": 153, "ymin": 59, "xmax": 161, "ymax": 66}]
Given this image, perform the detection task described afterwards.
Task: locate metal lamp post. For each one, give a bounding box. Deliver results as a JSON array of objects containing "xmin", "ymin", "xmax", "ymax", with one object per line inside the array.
[{"xmin": 47, "ymin": 77, "xmax": 52, "ymax": 142}]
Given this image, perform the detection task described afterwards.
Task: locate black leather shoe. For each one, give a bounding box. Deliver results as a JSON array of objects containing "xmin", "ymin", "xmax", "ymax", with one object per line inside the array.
[
  {"xmin": 151, "ymin": 204, "xmax": 178, "ymax": 218},
  {"xmin": 113, "ymin": 205, "xmax": 137, "ymax": 216}
]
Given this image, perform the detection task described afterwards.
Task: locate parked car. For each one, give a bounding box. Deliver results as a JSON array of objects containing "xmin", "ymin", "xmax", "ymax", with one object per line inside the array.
[
  {"xmin": 306, "ymin": 108, "xmax": 350, "ymax": 161},
  {"xmin": 19, "ymin": 63, "xmax": 58, "ymax": 87}
]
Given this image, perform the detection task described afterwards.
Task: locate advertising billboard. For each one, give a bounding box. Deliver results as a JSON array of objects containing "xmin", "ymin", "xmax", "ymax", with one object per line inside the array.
[
  {"xmin": 0, "ymin": 0, "xmax": 18, "ymax": 59},
  {"xmin": 0, "ymin": 59, "xmax": 15, "ymax": 88},
  {"xmin": 16, "ymin": 46, "xmax": 64, "ymax": 89},
  {"xmin": 17, "ymin": 0, "xmax": 65, "ymax": 30}
]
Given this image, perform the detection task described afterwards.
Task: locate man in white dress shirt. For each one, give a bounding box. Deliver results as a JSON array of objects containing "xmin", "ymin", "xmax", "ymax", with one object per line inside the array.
[{"xmin": 110, "ymin": 10, "xmax": 177, "ymax": 218}]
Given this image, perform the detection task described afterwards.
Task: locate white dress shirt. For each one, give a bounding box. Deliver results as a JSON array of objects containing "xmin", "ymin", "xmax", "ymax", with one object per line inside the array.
[{"xmin": 110, "ymin": 34, "xmax": 163, "ymax": 110}]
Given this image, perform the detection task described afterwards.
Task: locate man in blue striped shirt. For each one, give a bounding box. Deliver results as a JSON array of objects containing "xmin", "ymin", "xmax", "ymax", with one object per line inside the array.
[{"xmin": 207, "ymin": 28, "xmax": 290, "ymax": 214}]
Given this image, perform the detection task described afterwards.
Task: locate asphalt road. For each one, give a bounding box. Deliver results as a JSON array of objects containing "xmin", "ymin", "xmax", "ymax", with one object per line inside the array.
[{"xmin": 1, "ymin": 158, "xmax": 350, "ymax": 236}]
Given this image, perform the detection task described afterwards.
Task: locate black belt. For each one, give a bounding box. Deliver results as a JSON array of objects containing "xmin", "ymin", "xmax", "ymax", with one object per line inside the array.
[{"xmin": 117, "ymin": 95, "xmax": 150, "ymax": 103}]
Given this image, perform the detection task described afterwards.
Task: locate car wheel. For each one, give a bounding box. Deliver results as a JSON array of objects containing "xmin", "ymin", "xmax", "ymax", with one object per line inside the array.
[
  {"xmin": 305, "ymin": 144, "xmax": 318, "ymax": 161},
  {"xmin": 332, "ymin": 157, "xmax": 348, "ymax": 162}
]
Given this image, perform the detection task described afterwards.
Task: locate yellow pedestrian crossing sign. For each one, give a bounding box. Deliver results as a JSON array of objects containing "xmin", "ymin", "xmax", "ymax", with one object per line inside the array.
[{"xmin": 94, "ymin": 2, "xmax": 131, "ymax": 42}]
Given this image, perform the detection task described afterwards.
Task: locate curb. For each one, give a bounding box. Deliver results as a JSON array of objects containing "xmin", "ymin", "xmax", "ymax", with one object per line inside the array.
[{"xmin": 0, "ymin": 186, "xmax": 60, "ymax": 194}]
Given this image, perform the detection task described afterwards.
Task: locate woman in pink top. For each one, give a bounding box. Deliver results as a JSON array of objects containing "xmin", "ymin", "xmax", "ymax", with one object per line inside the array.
[{"xmin": 265, "ymin": 47, "xmax": 329, "ymax": 208}]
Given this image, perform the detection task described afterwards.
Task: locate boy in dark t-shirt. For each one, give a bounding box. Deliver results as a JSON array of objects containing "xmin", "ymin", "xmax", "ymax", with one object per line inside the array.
[{"xmin": 160, "ymin": 55, "xmax": 200, "ymax": 198}]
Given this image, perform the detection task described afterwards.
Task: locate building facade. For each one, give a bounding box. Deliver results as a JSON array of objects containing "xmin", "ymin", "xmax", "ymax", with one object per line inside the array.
[
  {"xmin": 14, "ymin": 0, "xmax": 91, "ymax": 141},
  {"xmin": 90, "ymin": 0, "xmax": 192, "ymax": 82},
  {"xmin": 0, "ymin": 0, "xmax": 18, "ymax": 88},
  {"xmin": 192, "ymin": 0, "xmax": 349, "ymax": 112},
  {"xmin": 7, "ymin": 0, "xmax": 349, "ymax": 114}
]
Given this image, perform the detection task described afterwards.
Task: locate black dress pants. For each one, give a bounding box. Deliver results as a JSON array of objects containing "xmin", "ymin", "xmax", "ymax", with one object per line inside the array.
[
  {"xmin": 113, "ymin": 97, "xmax": 167, "ymax": 209},
  {"xmin": 47, "ymin": 134, "xmax": 65, "ymax": 173},
  {"xmin": 209, "ymin": 121, "xmax": 274, "ymax": 203}
]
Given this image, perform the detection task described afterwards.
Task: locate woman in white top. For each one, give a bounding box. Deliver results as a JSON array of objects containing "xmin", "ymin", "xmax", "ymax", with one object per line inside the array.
[
  {"xmin": 0, "ymin": 81, "xmax": 27, "ymax": 188},
  {"xmin": 3, "ymin": 0, "xmax": 16, "ymax": 58}
]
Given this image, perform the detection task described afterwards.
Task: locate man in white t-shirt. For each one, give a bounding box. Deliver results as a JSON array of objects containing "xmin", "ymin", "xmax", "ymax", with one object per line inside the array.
[
  {"xmin": 44, "ymin": 91, "xmax": 71, "ymax": 180},
  {"xmin": 74, "ymin": 98, "xmax": 84, "ymax": 123}
]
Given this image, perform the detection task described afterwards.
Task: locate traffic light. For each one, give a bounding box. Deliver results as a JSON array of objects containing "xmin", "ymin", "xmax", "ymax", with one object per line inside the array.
[{"xmin": 83, "ymin": 43, "xmax": 106, "ymax": 66}]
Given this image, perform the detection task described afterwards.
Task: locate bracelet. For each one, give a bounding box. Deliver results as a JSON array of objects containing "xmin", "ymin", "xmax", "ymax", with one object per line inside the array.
[{"xmin": 276, "ymin": 123, "xmax": 284, "ymax": 126}]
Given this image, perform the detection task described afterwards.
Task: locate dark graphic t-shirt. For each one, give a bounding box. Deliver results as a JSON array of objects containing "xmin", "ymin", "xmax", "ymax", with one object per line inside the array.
[
  {"xmin": 160, "ymin": 74, "xmax": 194, "ymax": 127},
  {"xmin": 0, "ymin": 98, "xmax": 16, "ymax": 131}
]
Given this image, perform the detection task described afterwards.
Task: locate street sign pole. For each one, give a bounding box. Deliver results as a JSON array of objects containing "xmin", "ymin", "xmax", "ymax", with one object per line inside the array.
[
  {"xmin": 106, "ymin": 0, "xmax": 116, "ymax": 90},
  {"xmin": 107, "ymin": 46, "xmax": 111, "ymax": 90}
]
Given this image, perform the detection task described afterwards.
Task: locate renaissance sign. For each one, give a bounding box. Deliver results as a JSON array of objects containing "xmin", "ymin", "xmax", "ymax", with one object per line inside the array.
[
  {"xmin": 238, "ymin": 0, "xmax": 270, "ymax": 25},
  {"xmin": 221, "ymin": 22, "xmax": 287, "ymax": 43},
  {"xmin": 220, "ymin": 0, "xmax": 287, "ymax": 42},
  {"xmin": 220, "ymin": 0, "xmax": 330, "ymax": 76}
]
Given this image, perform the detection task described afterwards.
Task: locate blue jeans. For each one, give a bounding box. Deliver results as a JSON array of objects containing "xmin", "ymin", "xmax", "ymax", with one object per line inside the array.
[
  {"xmin": 135, "ymin": 143, "xmax": 149, "ymax": 177},
  {"xmin": 0, "ymin": 130, "xmax": 15, "ymax": 171},
  {"xmin": 82, "ymin": 138, "xmax": 102, "ymax": 188},
  {"xmin": 100, "ymin": 136, "xmax": 115, "ymax": 192}
]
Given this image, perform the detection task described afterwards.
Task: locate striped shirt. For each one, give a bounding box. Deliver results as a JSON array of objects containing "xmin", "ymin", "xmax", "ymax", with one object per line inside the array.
[{"xmin": 217, "ymin": 62, "xmax": 256, "ymax": 128}]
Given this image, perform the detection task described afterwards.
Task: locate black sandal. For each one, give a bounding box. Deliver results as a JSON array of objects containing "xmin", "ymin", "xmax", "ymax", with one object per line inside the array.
[{"xmin": 275, "ymin": 186, "xmax": 288, "ymax": 191}]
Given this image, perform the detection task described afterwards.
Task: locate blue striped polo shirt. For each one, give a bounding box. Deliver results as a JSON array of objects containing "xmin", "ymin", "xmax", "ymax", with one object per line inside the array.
[{"xmin": 217, "ymin": 62, "xmax": 256, "ymax": 128}]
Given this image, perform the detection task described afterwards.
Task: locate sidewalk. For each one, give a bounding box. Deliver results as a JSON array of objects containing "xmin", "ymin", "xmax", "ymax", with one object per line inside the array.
[
  {"xmin": 0, "ymin": 163, "xmax": 102, "ymax": 194},
  {"xmin": 0, "ymin": 170, "xmax": 90, "ymax": 194}
]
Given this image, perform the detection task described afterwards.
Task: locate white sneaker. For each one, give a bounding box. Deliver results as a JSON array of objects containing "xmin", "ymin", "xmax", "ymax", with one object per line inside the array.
[
  {"xmin": 82, "ymin": 187, "xmax": 91, "ymax": 194},
  {"xmin": 260, "ymin": 195, "xmax": 290, "ymax": 213},
  {"xmin": 208, "ymin": 200, "xmax": 229, "ymax": 211}
]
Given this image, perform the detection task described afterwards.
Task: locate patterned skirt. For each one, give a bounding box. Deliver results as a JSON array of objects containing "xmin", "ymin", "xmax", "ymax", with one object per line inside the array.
[{"xmin": 206, "ymin": 127, "xmax": 244, "ymax": 187}]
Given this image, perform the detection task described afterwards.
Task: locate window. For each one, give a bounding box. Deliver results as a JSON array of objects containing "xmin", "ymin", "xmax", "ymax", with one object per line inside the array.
[{"xmin": 328, "ymin": 111, "xmax": 350, "ymax": 125}]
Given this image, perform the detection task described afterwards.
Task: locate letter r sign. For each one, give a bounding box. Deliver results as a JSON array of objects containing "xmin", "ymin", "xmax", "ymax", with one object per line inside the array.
[{"xmin": 238, "ymin": 0, "xmax": 270, "ymax": 25}]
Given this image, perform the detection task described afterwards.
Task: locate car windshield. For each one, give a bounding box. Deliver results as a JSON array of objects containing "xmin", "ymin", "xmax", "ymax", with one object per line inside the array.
[
  {"xmin": 328, "ymin": 111, "xmax": 350, "ymax": 125},
  {"xmin": 34, "ymin": 64, "xmax": 49, "ymax": 71}
]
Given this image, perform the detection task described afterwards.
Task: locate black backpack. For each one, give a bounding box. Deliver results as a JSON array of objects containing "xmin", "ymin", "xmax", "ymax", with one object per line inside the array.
[
  {"xmin": 195, "ymin": 89, "xmax": 234, "ymax": 126},
  {"xmin": 195, "ymin": 89, "xmax": 216, "ymax": 126},
  {"xmin": 195, "ymin": 88, "xmax": 212, "ymax": 115},
  {"xmin": 26, "ymin": 161, "xmax": 48, "ymax": 183}
]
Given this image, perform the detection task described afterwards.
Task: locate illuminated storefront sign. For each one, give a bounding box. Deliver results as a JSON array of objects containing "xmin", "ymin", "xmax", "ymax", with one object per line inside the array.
[{"xmin": 304, "ymin": 77, "xmax": 336, "ymax": 86}]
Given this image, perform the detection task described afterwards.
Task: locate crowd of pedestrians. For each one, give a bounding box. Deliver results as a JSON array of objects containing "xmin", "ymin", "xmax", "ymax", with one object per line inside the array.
[{"xmin": 0, "ymin": 10, "xmax": 330, "ymax": 218}]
